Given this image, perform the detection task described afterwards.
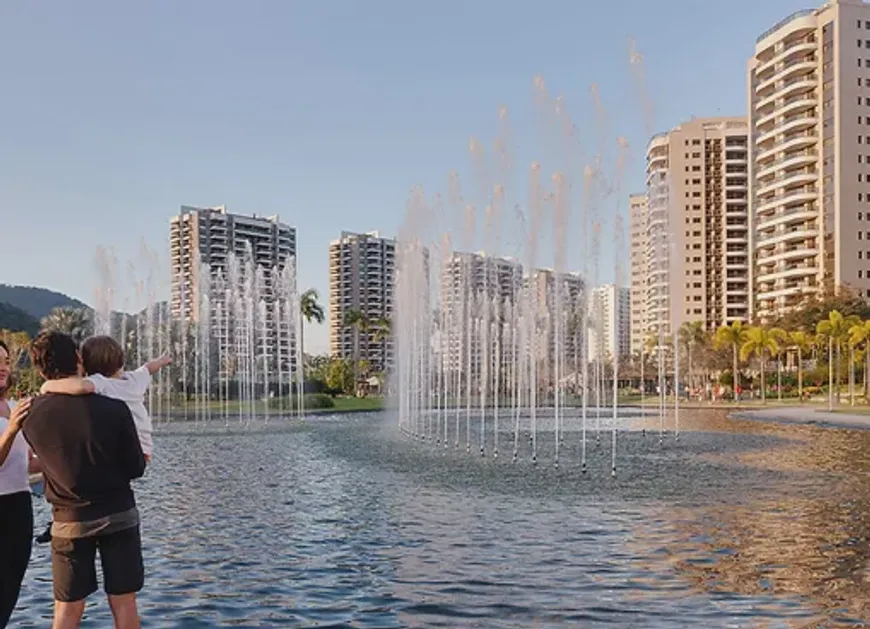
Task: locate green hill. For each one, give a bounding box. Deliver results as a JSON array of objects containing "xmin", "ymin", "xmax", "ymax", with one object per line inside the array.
[
  {"xmin": 0, "ymin": 302, "xmax": 40, "ymax": 336},
  {"xmin": 0, "ymin": 284, "xmax": 88, "ymax": 319}
]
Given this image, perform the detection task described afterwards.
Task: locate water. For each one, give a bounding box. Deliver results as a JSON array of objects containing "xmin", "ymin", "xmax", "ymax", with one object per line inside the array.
[{"xmin": 15, "ymin": 409, "xmax": 870, "ymax": 627}]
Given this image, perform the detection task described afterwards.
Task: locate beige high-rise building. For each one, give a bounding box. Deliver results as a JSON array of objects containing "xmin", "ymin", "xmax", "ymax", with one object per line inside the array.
[
  {"xmin": 328, "ymin": 231, "xmax": 396, "ymax": 373},
  {"xmin": 750, "ymin": 0, "xmax": 870, "ymax": 318},
  {"xmin": 629, "ymin": 193, "xmax": 648, "ymax": 355},
  {"xmin": 643, "ymin": 118, "xmax": 750, "ymax": 340}
]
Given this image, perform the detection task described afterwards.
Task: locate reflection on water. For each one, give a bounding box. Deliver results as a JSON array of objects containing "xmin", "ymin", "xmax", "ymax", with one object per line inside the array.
[{"xmin": 13, "ymin": 410, "xmax": 870, "ymax": 627}]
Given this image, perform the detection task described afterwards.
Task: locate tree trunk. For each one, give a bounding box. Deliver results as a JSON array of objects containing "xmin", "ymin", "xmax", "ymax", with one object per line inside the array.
[
  {"xmin": 733, "ymin": 345, "xmax": 739, "ymax": 402},
  {"xmin": 777, "ymin": 356, "xmax": 782, "ymax": 402},
  {"xmin": 797, "ymin": 347, "xmax": 803, "ymax": 401},
  {"xmin": 760, "ymin": 354, "xmax": 766, "ymax": 404},
  {"xmin": 850, "ymin": 344, "xmax": 856, "ymax": 407},
  {"xmin": 866, "ymin": 341, "xmax": 870, "ymax": 403},
  {"xmin": 828, "ymin": 337, "xmax": 834, "ymax": 411},
  {"xmin": 836, "ymin": 341, "xmax": 842, "ymax": 404}
]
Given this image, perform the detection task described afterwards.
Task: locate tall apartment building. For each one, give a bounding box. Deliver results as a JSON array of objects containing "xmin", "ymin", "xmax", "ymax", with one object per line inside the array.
[
  {"xmin": 643, "ymin": 117, "xmax": 750, "ymax": 341},
  {"xmin": 328, "ymin": 231, "xmax": 396, "ymax": 373},
  {"xmin": 750, "ymin": 0, "xmax": 870, "ymax": 317},
  {"xmin": 629, "ymin": 193, "xmax": 648, "ymax": 355},
  {"xmin": 588, "ymin": 284, "xmax": 631, "ymax": 363},
  {"xmin": 529, "ymin": 268, "xmax": 587, "ymax": 380},
  {"xmin": 441, "ymin": 252, "xmax": 523, "ymax": 375},
  {"xmin": 169, "ymin": 205, "xmax": 297, "ymax": 373}
]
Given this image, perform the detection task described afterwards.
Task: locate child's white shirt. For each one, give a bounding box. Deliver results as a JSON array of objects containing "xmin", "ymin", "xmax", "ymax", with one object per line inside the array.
[{"xmin": 86, "ymin": 366, "xmax": 153, "ymax": 456}]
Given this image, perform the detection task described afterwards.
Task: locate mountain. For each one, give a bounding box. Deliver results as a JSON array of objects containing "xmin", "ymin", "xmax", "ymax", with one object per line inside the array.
[
  {"xmin": 0, "ymin": 302, "xmax": 40, "ymax": 336},
  {"xmin": 0, "ymin": 285, "xmax": 89, "ymax": 320}
]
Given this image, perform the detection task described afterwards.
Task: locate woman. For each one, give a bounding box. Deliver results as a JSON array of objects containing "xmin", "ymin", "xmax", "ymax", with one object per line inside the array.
[{"xmin": 0, "ymin": 339, "xmax": 34, "ymax": 629}]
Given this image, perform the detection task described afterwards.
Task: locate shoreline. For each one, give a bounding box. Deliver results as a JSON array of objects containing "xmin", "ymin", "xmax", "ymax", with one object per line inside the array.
[{"xmin": 729, "ymin": 406, "xmax": 870, "ymax": 430}]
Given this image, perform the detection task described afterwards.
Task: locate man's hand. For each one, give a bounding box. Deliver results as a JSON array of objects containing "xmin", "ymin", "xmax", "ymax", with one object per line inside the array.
[{"xmin": 9, "ymin": 397, "xmax": 31, "ymax": 432}]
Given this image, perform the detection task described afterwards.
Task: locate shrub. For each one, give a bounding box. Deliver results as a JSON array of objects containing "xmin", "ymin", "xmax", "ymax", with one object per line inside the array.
[{"xmin": 302, "ymin": 393, "xmax": 334, "ymax": 409}]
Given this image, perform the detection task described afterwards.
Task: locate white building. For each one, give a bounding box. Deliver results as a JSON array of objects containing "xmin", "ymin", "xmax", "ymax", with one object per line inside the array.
[
  {"xmin": 750, "ymin": 0, "xmax": 870, "ymax": 317},
  {"xmin": 588, "ymin": 284, "xmax": 630, "ymax": 363}
]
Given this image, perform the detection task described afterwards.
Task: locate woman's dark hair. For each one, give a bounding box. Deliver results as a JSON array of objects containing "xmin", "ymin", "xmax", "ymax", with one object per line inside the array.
[
  {"xmin": 0, "ymin": 339, "xmax": 12, "ymax": 399},
  {"xmin": 30, "ymin": 331, "xmax": 79, "ymax": 380}
]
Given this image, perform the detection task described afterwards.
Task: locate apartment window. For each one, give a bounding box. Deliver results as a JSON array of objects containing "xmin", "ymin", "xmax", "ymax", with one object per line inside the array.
[
  {"xmin": 693, "ymin": 296, "xmax": 702, "ymax": 302},
  {"xmin": 692, "ymin": 152, "xmax": 700, "ymax": 158},
  {"xmin": 692, "ymin": 178, "xmax": 701, "ymax": 185},
  {"xmin": 692, "ymin": 139, "xmax": 701, "ymax": 146},
  {"xmin": 866, "ymin": 98, "xmax": 870, "ymax": 106},
  {"xmin": 860, "ymin": 232, "xmax": 864, "ymax": 240},
  {"xmin": 693, "ymin": 205, "xmax": 701, "ymax": 210},
  {"xmin": 692, "ymin": 165, "xmax": 701, "ymax": 172},
  {"xmin": 686, "ymin": 231, "xmax": 691, "ymax": 237},
  {"xmin": 861, "ymin": 193, "xmax": 865, "ymax": 202},
  {"xmin": 693, "ymin": 258, "xmax": 702, "ymax": 263},
  {"xmin": 693, "ymin": 282, "xmax": 702, "ymax": 288},
  {"xmin": 861, "ymin": 212, "xmax": 865, "ymax": 220},
  {"xmin": 694, "ymin": 309, "xmax": 702, "ymax": 315},
  {"xmin": 866, "ymin": 21, "xmax": 870, "ymax": 29},
  {"xmin": 694, "ymin": 268, "xmax": 702, "ymax": 273},
  {"xmin": 693, "ymin": 217, "xmax": 702, "ymax": 223},
  {"xmin": 686, "ymin": 257, "xmax": 691, "ymax": 263},
  {"xmin": 861, "ymin": 270, "xmax": 865, "ymax": 279},
  {"xmin": 693, "ymin": 191, "xmax": 701, "ymax": 198},
  {"xmin": 860, "ymin": 39, "xmax": 864, "ymax": 47},
  {"xmin": 693, "ymin": 244, "xmax": 701, "ymax": 249},
  {"xmin": 686, "ymin": 309, "xmax": 692, "ymax": 315}
]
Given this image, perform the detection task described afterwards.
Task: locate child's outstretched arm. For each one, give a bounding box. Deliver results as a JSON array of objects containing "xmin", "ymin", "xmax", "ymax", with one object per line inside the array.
[
  {"xmin": 144, "ymin": 354, "xmax": 172, "ymax": 375},
  {"xmin": 40, "ymin": 377, "xmax": 96, "ymax": 396}
]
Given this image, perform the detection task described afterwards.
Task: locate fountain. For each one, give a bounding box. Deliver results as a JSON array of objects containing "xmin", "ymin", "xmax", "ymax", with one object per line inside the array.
[{"xmin": 391, "ymin": 72, "xmax": 678, "ymax": 474}]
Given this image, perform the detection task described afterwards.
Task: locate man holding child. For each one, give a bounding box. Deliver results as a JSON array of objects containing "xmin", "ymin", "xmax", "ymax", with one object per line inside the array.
[{"xmin": 18, "ymin": 331, "xmax": 168, "ymax": 629}]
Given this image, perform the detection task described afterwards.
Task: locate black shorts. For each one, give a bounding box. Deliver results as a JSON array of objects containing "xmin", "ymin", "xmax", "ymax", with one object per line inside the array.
[{"xmin": 51, "ymin": 526, "xmax": 144, "ymax": 603}]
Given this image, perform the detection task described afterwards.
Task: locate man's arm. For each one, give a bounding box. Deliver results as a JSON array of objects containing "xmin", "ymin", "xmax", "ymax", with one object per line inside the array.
[
  {"xmin": 114, "ymin": 402, "xmax": 146, "ymax": 480},
  {"xmin": 0, "ymin": 398, "xmax": 30, "ymax": 465},
  {"xmin": 41, "ymin": 377, "xmax": 96, "ymax": 396}
]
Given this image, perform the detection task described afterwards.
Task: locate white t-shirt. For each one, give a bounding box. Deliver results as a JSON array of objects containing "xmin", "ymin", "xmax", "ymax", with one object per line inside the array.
[
  {"xmin": 87, "ymin": 366, "xmax": 153, "ymax": 456},
  {"xmin": 0, "ymin": 400, "xmax": 30, "ymax": 496}
]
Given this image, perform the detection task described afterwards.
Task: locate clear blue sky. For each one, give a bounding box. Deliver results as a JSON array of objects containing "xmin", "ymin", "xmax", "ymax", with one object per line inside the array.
[{"xmin": 0, "ymin": 0, "xmax": 811, "ymax": 353}]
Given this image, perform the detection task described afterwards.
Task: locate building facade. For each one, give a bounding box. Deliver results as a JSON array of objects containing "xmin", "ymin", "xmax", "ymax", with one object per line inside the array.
[
  {"xmin": 328, "ymin": 231, "xmax": 396, "ymax": 374},
  {"xmin": 643, "ymin": 117, "xmax": 750, "ymax": 341},
  {"xmin": 440, "ymin": 252, "xmax": 523, "ymax": 375},
  {"xmin": 169, "ymin": 205, "xmax": 298, "ymax": 377},
  {"xmin": 750, "ymin": 0, "xmax": 870, "ymax": 318},
  {"xmin": 588, "ymin": 284, "xmax": 631, "ymax": 363},
  {"xmin": 629, "ymin": 193, "xmax": 648, "ymax": 355}
]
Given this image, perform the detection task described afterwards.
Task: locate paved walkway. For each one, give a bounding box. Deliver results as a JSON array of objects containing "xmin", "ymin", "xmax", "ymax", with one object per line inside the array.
[{"xmin": 732, "ymin": 406, "xmax": 870, "ymax": 430}]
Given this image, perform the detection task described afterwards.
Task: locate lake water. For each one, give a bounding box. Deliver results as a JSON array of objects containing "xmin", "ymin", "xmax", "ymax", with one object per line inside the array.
[{"xmin": 14, "ymin": 409, "xmax": 870, "ymax": 627}]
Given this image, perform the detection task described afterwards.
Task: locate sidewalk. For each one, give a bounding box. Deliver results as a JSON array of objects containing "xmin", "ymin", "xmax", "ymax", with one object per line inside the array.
[{"xmin": 731, "ymin": 406, "xmax": 870, "ymax": 430}]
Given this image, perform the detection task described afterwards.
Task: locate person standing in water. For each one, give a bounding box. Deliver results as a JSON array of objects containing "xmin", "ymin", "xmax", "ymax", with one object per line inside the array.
[{"xmin": 23, "ymin": 332, "xmax": 146, "ymax": 629}]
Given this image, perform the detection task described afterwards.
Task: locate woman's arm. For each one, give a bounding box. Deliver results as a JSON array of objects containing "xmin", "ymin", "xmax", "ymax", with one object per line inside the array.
[{"xmin": 0, "ymin": 398, "xmax": 31, "ymax": 466}]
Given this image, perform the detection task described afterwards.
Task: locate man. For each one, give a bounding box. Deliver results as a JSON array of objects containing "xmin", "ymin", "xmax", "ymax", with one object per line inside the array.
[{"xmin": 23, "ymin": 332, "xmax": 146, "ymax": 629}]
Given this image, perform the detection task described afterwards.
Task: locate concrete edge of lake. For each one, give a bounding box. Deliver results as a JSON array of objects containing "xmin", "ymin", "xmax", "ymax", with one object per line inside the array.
[{"xmin": 730, "ymin": 406, "xmax": 870, "ymax": 430}]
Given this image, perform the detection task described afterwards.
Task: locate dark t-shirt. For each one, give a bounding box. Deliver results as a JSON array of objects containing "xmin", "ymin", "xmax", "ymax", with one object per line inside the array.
[{"xmin": 23, "ymin": 393, "xmax": 146, "ymax": 523}]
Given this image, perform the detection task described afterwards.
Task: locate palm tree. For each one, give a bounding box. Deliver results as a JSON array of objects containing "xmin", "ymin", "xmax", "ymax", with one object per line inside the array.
[
  {"xmin": 299, "ymin": 288, "xmax": 325, "ymax": 362},
  {"xmin": 740, "ymin": 326, "xmax": 785, "ymax": 404},
  {"xmin": 849, "ymin": 319, "xmax": 870, "ymax": 403},
  {"xmin": 713, "ymin": 321, "xmax": 747, "ymax": 401},
  {"xmin": 343, "ymin": 308, "xmax": 370, "ymax": 391},
  {"xmin": 40, "ymin": 307, "xmax": 93, "ymax": 344},
  {"xmin": 817, "ymin": 310, "xmax": 860, "ymax": 406},
  {"xmin": 789, "ymin": 330, "xmax": 813, "ymax": 400}
]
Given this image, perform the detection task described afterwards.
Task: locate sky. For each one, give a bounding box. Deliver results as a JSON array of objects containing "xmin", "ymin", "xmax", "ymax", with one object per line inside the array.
[{"xmin": 0, "ymin": 0, "xmax": 814, "ymax": 354}]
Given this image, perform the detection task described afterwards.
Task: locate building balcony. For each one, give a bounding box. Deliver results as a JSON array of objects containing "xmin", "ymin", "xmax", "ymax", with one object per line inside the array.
[
  {"xmin": 756, "ymin": 244, "xmax": 819, "ymax": 265},
  {"xmin": 755, "ymin": 73, "xmax": 817, "ymax": 111},
  {"xmin": 755, "ymin": 261, "xmax": 818, "ymax": 283},
  {"xmin": 755, "ymin": 187, "xmax": 817, "ymax": 215},
  {"xmin": 755, "ymin": 130, "xmax": 817, "ymax": 162},
  {"xmin": 755, "ymin": 56, "xmax": 818, "ymax": 92},
  {"xmin": 755, "ymin": 149, "xmax": 817, "ymax": 180}
]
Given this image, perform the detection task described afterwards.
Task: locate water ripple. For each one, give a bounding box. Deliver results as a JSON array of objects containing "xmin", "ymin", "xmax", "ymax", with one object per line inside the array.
[{"xmin": 12, "ymin": 410, "xmax": 870, "ymax": 626}]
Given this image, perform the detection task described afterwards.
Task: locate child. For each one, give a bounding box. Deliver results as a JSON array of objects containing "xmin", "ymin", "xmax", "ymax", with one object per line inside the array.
[{"xmin": 37, "ymin": 335, "xmax": 171, "ymax": 542}]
